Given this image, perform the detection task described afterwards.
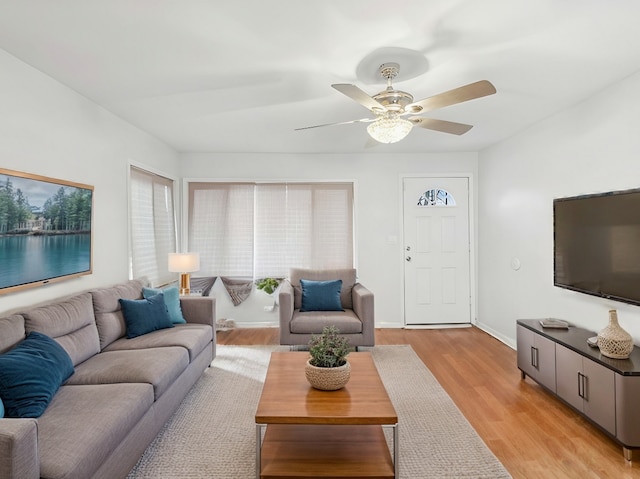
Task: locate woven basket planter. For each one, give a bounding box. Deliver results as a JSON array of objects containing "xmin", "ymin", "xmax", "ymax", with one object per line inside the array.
[{"xmin": 305, "ymin": 359, "xmax": 351, "ymax": 391}]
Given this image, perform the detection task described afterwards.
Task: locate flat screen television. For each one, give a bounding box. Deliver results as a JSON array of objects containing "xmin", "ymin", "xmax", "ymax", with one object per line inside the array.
[
  {"xmin": 0, "ymin": 168, "xmax": 93, "ymax": 295},
  {"xmin": 554, "ymin": 188, "xmax": 640, "ymax": 306}
]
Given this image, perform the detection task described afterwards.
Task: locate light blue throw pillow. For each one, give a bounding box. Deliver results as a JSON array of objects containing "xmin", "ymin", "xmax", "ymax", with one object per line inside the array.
[
  {"xmin": 300, "ymin": 279, "xmax": 344, "ymax": 312},
  {"xmin": 0, "ymin": 397, "xmax": 4, "ymax": 418},
  {"xmin": 119, "ymin": 293, "xmax": 174, "ymax": 338},
  {"xmin": 143, "ymin": 286, "xmax": 186, "ymax": 324},
  {"xmin": 0, "ymin": 331, "xmax": 74, "ymax": 418}
]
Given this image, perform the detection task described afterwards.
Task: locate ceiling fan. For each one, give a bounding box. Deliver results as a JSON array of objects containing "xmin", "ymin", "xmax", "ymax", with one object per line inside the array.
[{"xmin": 296, "ymin": 63, "xmax": 496, "ymax": 144}]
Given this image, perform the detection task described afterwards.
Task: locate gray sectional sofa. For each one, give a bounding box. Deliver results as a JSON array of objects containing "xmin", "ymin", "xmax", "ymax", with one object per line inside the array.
[{"xmin": 0, "ymin": 278, "xmax": 216, "ymax": 479}]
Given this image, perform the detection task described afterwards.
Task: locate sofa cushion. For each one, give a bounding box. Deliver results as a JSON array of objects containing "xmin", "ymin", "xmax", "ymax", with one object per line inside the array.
[
  {"xmin": 38, "ymin": 383, "xmax": 154, "ymax": 479},
  {"xmin": 0, "ymin": 332, "xmax": 74, "ymax": 418},
  {"xmin": 91, "ymin": 278, "xmax": 146, "ymax": 350},
  {"xmin": 290, "ymin": 268, "xmax": 356, "ymax": 310},
  {"xmin": 104, "ymin": 323, "xmax": 213, "ymax": 362},
  {"xmin": 22, "ymin": 292, "xmax": 100, "ymax": 366},
  {"xmin": 120, "ymin": 293, "xmax": 174, "ymax": 338},
  {"xmin": 66, "ymin": 346, "xmax": 189, "ymax": 399},
  {"xmin": 143, "ymin": 286, "xmax": 186, "ymax": 324},
  {"xmin": 300, "ymin": 279, "xmax": 344, "ymax": 312},
  {"xmin": 290, "ymin": 309, "xmax": 363, "ymax": 335},
  {"xmin": 0, "ymin": 315, "xmax": 25, "ymax": 354}
]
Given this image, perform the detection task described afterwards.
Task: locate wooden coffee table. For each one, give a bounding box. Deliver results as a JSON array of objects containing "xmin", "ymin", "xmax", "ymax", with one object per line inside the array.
[{"xmin": 255, "ymin": 352, "xmax": 398, "ymax": 478}]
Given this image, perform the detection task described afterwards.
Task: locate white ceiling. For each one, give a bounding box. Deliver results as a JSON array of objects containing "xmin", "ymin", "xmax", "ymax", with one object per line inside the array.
[{"xmin": 1, "ymin": 0, "xmax": 640, "ymax": 154}]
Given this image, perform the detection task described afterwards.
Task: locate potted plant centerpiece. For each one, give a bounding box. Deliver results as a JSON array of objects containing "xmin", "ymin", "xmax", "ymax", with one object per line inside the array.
[{"xmin": 305, "ymin": 325, "xmax": 352, "ymax": 390}]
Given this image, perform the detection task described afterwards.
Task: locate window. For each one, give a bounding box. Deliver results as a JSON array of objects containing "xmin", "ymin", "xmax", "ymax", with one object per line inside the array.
[
  {"xmin": 417, "ymin": 188, "xmax": 456, "ymax": 206},
  {"xmin": 188, "ymin": 182, "xmax": 354, "ymax": 278},
  {"xmin": 129, "ymin": 166, "xmax": 177, "ymax": 286}
]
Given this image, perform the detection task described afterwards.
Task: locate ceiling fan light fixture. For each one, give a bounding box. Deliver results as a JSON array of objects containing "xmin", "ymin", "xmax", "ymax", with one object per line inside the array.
[{"xmin": 367, "ymin": 115, "xmax": 413, "ymax": 144}]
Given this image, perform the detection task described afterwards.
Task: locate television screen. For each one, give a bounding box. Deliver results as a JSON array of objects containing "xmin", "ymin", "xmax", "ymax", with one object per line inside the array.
[
  {"xmin": 0, "ymin": 168, "xmax": 93, "ymax": 294},
  {"xmin": 554, "ymin": 188, "xmax": 640, "ymax": 306}
]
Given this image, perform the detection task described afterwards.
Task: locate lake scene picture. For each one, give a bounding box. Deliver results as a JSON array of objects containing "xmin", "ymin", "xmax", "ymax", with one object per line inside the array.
[{"xmin": 0, "ymin": 169, "xmax": 93, "ymax": 293}]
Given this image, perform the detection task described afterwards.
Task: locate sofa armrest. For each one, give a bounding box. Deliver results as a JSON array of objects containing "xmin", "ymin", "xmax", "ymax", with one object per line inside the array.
[
  {"xmin": 179, "ymin": 296, "xmax": 216, "ymax": 329},
  {"xmin": 180, "ymin": 296, "xmax": 216, "ymax": 360},
  {"xmin": 0, "ymin": 419, "xmax": 39, "ymax": 479},
  {"xmin": 352, "ymin": 283, "xmax": 375, "ymax": 345},
  {"xmin": 278, "ymin": 281, "xmax": 294, "ymax": 344},
  {"xmin": 278, "ymin": 281, "xmax": 294, "ymax": 325}
]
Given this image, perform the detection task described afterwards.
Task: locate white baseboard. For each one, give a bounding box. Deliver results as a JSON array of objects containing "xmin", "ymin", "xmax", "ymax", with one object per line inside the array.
[
  {"xmin": 474, "ymin": 320, "xmax": 516, "ymax": 349},
  {"xmin": 233, "ymin": 321, "xmax": 279, "ymax": 328},
  {"xmin": 375, "ymin": 321, "xmax": 404, "ymax": 329}
]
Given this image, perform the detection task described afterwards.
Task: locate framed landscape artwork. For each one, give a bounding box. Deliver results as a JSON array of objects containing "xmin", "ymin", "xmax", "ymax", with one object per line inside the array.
[{"xmin": 0, "ymin": 168, "xmax": 93, "ymax": 294}]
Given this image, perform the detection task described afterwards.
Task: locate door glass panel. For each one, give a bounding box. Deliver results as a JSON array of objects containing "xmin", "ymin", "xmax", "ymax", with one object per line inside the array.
[{"xmin": 417, "ymin": 188, "xmax": 456, "ymax": 206}]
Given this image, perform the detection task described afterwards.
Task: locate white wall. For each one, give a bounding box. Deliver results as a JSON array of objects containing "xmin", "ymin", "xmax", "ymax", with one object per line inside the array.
[
  {"xmin": 0, "ymin": 50, "xmax": 179, "ymax": 315},
  {"xmin": 180, "ymin": 151, "xmax": 478, "ymax": 327},
  {"xmin": 478, "ymin": 70, "xmax": 640, "ymax": 347}
]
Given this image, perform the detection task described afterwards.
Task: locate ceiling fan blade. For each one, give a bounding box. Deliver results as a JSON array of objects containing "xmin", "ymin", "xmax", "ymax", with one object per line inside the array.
[
  {"xmin": 331, "ymin": 84, "xmax": 386, "ymax": 112},
  {"xmin": 406, "ymin": 80, "xmax": 496, "ymax": 114},
  {"xmin": 295, "ymin": 117, "xmax": 375, "ymax": 131},
  {"xmin": 410, "ymin": 117, "xmax": 474, "ymax": 135}
]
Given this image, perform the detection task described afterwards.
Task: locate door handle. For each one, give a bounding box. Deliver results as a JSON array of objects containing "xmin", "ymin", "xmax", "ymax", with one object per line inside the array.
[
  {"xmin": 578, "ymin": 372, "xmax": 588, "ymax": 400},
  {"xmin": 406, "ymin": 256, "xmax": 411, "ymax": 262}
]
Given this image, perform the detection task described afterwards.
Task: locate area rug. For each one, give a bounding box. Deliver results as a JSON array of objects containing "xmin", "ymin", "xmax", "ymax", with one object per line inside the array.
[{"xmin": 127, "ymin": 345, "xmax": 511, "ymax": 478}]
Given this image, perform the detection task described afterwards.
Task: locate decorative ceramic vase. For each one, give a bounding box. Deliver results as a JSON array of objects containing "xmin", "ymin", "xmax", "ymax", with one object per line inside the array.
[
  {"xmin": 597, "ymin": 310, "xmax": 634, "ymax": 359},
  {"xmin": 305, "ymin": 359, "xmax": 351, "ymax": 391}
]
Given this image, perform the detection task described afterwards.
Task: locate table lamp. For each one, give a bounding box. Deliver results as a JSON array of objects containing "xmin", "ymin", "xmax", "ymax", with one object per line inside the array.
[{"xmin": 168, "ymin": 252, "xmax": 200, "ymax": 295}]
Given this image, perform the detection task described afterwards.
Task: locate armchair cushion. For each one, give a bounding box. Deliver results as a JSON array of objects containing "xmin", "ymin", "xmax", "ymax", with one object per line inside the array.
[
  {"xmin": 290, "ymin": 310, "xmax": 362, "ymax": 334},
  {"xmin": 300, "ymin": 279, "xmax": 344, "ymax": 312}
]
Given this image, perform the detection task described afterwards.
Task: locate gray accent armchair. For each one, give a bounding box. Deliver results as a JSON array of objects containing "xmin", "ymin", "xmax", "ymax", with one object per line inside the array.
[{"xmin": 279, "ymin": 268, "xmax": 375, "ymax": 348}]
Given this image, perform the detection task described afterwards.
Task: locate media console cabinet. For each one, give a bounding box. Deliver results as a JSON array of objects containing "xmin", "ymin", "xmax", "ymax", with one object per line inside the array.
[{"xmin": 517, "ymin": 319, "xmax": 640, "ymax": 460}]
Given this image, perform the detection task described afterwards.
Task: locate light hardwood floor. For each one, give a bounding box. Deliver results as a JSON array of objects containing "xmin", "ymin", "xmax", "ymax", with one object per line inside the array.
[{"xmin": 217, "ymin": 326, "xmax": 640, "ymax": 479}]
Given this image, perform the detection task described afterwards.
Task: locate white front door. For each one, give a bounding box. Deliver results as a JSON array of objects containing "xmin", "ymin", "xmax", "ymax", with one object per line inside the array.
[{"xmin": 403, "ymin": 177, "xmax": 471, "ymax": 325}]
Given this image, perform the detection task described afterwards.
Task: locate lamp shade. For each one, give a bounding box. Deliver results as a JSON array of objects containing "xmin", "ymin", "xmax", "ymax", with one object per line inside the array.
[
  {"xmin": 168, "ymin": 252, "xmax": 200, "ymax": 273},
  {"xmin": 367, "ymin": 115, "xmax": 413, "ymax": 144}
]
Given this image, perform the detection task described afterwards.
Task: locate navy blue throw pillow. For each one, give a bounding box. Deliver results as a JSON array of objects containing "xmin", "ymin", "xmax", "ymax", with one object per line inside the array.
[
  {"xmin": 119, "ymin": 293, "xmax": 174, "ymax": 339},
  {"xmin": 0, "ymin": 331, "xmax": 74, "ymax": 418},
  {"xmin": 300, "ymin": 279, "xmax": 344, "ymax": 312}
]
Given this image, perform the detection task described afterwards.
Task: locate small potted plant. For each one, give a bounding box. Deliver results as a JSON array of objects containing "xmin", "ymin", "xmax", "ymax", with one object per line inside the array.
[
  {"xmin": 305, "ymin": 325, "xmax": 352, "ymax": 390},
  {"xmin": 255, "ymin": 277, "xmax": 280, "ymax": 295}
]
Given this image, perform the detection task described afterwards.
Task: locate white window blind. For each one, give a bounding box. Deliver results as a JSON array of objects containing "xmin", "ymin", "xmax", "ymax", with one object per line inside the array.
[
  {"xmin": 129, "ymin": 166, "xmax": 176, "ymax": 286},
  {"xmin": 188, "ymin": 182, "xmax": 353, "ymax": 278},
  {"xmin": 188, "ymin": 183, "xmax": 254, "ymax": 277}
]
